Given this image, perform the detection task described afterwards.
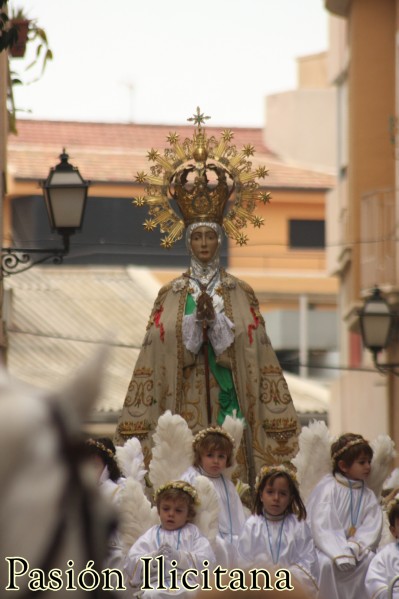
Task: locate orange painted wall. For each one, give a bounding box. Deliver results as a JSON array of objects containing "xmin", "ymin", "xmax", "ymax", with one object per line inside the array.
[
  {"xmin": 229, "ymin": 188, "xmax": 327, "ymax": 272},
  {"xmin": 347, "ymin": 0, "xmax": 395, "ymax": 301}
]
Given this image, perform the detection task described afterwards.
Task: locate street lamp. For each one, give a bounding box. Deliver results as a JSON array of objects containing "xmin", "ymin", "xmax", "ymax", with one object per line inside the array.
[
  {"xmin": 358, "ymin": 286, "xmax": 399, "ymax": 376},
  {"xmin": 1, "ymin": 150, "xmax": 90, "ymax": 276}
]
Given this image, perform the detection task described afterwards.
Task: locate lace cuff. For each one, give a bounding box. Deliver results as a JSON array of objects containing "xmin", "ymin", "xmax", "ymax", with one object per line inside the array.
[
  {"xmin": 208, "ymin": 313, "xmax": 235, "ymax": 355},
  {"xmin": 182, "ymin": 313, "xmax": 235, "ymax": 356},
  {"xmin": 182, "ymin": 313, "xmax": 203, "ymax": 354}
]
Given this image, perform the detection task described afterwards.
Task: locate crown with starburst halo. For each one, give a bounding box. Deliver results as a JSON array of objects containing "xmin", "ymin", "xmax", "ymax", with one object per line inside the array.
[{"xmin": 133, "ymin": 107, "xmax": 271, "ymax": 248}]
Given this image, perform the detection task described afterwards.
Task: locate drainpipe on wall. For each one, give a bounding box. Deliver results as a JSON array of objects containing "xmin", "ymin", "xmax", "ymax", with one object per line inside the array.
[
  {"xmin": 0, "ymin": 48, "xmax": 8, "ymax": 366},
  {"xmin": 299, "ymin": 294, "xmax": 309, "ymax": 378}
]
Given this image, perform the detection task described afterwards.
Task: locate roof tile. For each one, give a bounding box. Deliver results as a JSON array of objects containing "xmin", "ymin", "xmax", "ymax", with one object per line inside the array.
[{"xmin": 8, "ymin": 119, "xmax": 336, "ymax": 189}]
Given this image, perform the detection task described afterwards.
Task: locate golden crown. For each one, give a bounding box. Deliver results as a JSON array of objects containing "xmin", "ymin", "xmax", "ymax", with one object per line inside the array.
[
  {"xmin": 331, "ymin": 437, "xmax": 368, "ymax": 462},
  {"xmin": 192, "ymin": 426, "xmax": 235, "ymax": 451},
  {"xmin": 134, "ymin": 107, "xmax": 271, "ymax": 248},
  {"xmin": 255, "ymin": 464, "xmax": 298, "ymax": 494},
  {"xmin": 386, "ymin": 496, "xmax": 399, "ymax": 515},
  {"xmin": 86, "ymin": 438, "xmax": 115, "ymax": 459},
  {"xmin": 154, "ymin": 480, "xmax": 200, "ymax": 505}
]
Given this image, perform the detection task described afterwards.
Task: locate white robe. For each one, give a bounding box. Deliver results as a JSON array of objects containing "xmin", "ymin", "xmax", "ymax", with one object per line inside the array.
[
  {"xmin": 307, "ymin": 473, "xmax": 383, "ymax": 599},
  {"xmin": 237, "ymin": 513, "xmax": 319, "ymax": 597},
  {"xmin": 99, "ymin": 468, "xmax": 127, "ymax": 571},
  {"xmin": 365, "ymin": 542, "xmax": 399, "ymax": 598},
  {"xmin": 181, "ymin": 466, "xmax": 247, "ymax": 567},
  {"xmin": 124, "ymin": 523, "xmax": 215, "ymax": 598}
]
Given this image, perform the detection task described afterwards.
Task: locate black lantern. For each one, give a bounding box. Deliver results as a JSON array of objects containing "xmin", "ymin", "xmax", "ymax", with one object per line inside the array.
[
  {"xmin": 358, "ymin": 286, "xmax": 399, "ymax": 375},
  {"xmin": 42, "ymin": 150, "xmax": 89, "ymax": 240},
  {"xmin": 1, "ymin": 150, "xmax": 90, "ymax": 276}
]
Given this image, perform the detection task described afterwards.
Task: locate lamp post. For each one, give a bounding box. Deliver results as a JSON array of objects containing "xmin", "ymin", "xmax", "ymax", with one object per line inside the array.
[
  {"xmin": 358, "ymin": 286, "xmax": 399, "ymax": 376},
  {"xmin": 1, "ymin": 150, "xmax": 90, "ymax": 276}
]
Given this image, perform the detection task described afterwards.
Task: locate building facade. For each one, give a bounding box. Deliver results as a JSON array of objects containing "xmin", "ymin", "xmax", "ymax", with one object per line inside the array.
[{"xmin": 325, "ymin": 0, "xmax": 399, "ymax": 451}]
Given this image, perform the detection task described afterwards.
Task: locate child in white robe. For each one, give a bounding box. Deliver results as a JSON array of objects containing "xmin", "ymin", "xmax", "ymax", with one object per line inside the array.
[
  {"xmin": 365, "ymin": 497, "xmax": 399, "ymax": 598},
  {"xmin": 124, "ymin": 481, "xmax": 215, "ymax": 598},
  {"xmin": 181, "ymin": 427, "xmax": 247, "ymax": 567},
  {"xmin": 237, "ymin": 464, "xmax": 319, "ymax": 596},
  {"xmin": 307, "ymin": 433, "xmax": 383, "ymax": 599},
  {"xmin": 85, "ymin": 438, "xmax": 126, "ymax": 572}
]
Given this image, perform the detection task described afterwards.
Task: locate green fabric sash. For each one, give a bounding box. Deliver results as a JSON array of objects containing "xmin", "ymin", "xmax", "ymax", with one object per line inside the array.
[{"xmin": 185, "ymin": 294, "xmax": 242, "ymax": 425}]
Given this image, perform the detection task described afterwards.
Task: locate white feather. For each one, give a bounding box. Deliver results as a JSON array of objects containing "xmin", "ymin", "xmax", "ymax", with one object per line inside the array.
[
  {"xmin": 383, "ymin": 467, "xmax": 399, "ymax": 490},
  {"xmin": 192, "ymin": 475, "xmax": 220, "ymax": 548},
  {"xmin": 118, "ymin": 478, "xmax": 159, "ymax": 557},
  {"xmin": 115, "ymin": 437, "xmax": 146, "ymax": 485},
  {"xmin": 222, "ymin": 413, "xmax": 245, "ymax": 479},
  {"xmin": 367, "ymin": 435, "xmax": 396, "ymax": 498},
  {"xmin": 149, "ymin": 410, "xmax": 194, "ymax": 491},
  {"xmin": 291, "ymin": 419, "xmax": 332, "ymax": 502}
]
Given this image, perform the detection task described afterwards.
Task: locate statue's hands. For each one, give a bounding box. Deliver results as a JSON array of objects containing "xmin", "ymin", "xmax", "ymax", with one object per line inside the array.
[{"xmin": 196, "ymin": 290, "xmax": 215, "ymax": 323}]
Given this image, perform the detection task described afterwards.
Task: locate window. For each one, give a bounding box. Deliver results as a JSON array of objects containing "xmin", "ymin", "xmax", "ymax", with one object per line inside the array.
[
  {"xmin": 10, "ymin": 195, "xmax": 229, "ymax": 267},
  {"xmin": 289, "ymin": 219, "xmax": 325, "ymax": 249}
]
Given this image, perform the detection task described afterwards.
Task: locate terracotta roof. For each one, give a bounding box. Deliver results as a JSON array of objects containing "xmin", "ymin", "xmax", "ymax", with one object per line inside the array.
[
  {"xmin": 10, "ymin": 119, "xmax": 272, "ymax": 152},
  {"xmin": 8, "ymin": 119, "xmax": 336, "ymax": 190}
]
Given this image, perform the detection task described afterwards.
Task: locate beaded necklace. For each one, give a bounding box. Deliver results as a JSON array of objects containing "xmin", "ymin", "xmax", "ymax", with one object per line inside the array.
[
  {"xmin": 199, "ymin": 467, "xmax": 233, "ymax": 543},
  {"xmin": 347, "ymin": 480, "xmax": 364, "ymax": 537},
  {"xmin": 264, "ymin": 513, "xmax": 285, "ymax": 565},
  {"xmin": 156, "ymin": 526, "xmax": 182, "ymax": 550}
]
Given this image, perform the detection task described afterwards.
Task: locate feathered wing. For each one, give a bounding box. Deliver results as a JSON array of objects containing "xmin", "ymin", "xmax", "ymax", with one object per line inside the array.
[
  {"xmin": 192, "ymin": 474, "xmax": 220, "ymax": 550},
  {"xmin": 383, "ymin": 467, "xmax": 399, "ymax": 491},
  {"xmin": 221, "ymin": 413, "xmax": 245, "ymax": 479},
  {"xmin": 118, "ymin": 478, "xmax": 159, "ymax": 557},
  {"xmin": 149, "ymin": 410, "xmax": 194, "ymax": 491},
  {"xmin": 115, "ymin": 437, "xmax": 146, "ymax": 485},
  {"xmin": 291, "ymin": 419, "xmax": 332, "ymax": 503},
  {"xmin": 367, "ymin": 434, "xmax": 396, "ymax": 499},
  {"xmin": 116, "ymin": 437, "xmax": 158, "ymax": 556}
]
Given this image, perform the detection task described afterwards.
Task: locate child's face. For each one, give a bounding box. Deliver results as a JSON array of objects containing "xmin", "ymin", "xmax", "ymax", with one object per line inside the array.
[
  {"xmin": 389, "ymin": 517, "xmax": 399, "ymax": 539},
  {"xmin": 159, "ymin": 498, "xmax": 189, "ymax": 531},
  {"xmin": 338, "ymin": 451, "xmax": 371, "ymax": 482},
  {"xmin": 200, "ymin": 448, "xmax": 228, "ymax": 476},
  {"xmin": 261, "ymin": 475, "xmax": 291, "ymax": 517}
]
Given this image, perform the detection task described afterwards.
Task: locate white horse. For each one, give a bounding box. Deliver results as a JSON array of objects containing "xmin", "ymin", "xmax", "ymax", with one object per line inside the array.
[{"xmin": 0, "ymin": 349, "xmax": 118, "ymax": 597}]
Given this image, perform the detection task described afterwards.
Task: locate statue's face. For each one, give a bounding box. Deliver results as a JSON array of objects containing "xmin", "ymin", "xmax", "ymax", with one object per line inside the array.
[{"xmin": 190, "ymin": 226, "xmax": 219, "ymax": 264}]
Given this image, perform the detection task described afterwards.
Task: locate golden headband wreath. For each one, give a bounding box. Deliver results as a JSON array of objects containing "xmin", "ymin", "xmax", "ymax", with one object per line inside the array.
[
  {"xmin": 332, "ymin": 437, "xmax": 368, "ymax": 462},
  {"xmin": 386, "ymin": 496, "xmax": 399, "ymax": 516},
  {"xmin": 86, "ymin": 439, "xmax": 115, "ymax": 459},
  {"xmin": 134, "ymin": 107, "xmax": 271, "ymax": 248},
  {"xmin": 155, "ymin": 481, "xmax": 200, "ymax": 505},
  {"xmin": 192, "ymin": 426, "xmax": 235, "ymax": 451},
  {"xmin": 255, "ymin": 464, "xmax": 298, "ymax": 494}
]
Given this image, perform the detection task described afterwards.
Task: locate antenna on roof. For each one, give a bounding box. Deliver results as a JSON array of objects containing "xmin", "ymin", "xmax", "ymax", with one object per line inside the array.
[{"xmin": 120, "ymin": 81, "xmax": 135, "ymax": 123}]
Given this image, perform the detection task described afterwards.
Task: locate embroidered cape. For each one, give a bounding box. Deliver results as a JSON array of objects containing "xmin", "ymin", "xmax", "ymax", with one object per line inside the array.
[{"xmin": 115, "ymin": 269, "xmax": 300, "ymax": 484}]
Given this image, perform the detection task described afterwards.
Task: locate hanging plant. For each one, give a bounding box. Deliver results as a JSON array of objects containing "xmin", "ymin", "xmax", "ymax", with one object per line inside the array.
[
  {"xmin": 7, "ymin": 6, "xmax": 53, "ymax": 76},
  {"xmin": 0, "ymin": 0, "xmax": 19, "ymax": 52},
  {"xmin": 0, "ymin": 1, "xmax": 53, "ymax": 134},
  {"xmin": 8, "ymin": 8, "xmax": 30, "ymax": 57}
]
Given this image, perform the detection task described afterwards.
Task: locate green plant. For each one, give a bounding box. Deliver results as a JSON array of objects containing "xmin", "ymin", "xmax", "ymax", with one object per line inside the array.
[
  {"xmin": 0, "ymin": 0, "xmax": 18, "ymax": 51},
  {"xmin": 8, "ymin": 5, "xmax": 53, "ymax": 78},
  {"xmin": 0, "ymin": 1, "xmax": 53, "ymax": 133}
]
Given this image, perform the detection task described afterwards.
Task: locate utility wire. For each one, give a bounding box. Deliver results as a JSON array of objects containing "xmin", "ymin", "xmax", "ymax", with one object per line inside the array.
[{"xmin": 8, "ymin": 328, "xmax": 380, "ymax": 374}]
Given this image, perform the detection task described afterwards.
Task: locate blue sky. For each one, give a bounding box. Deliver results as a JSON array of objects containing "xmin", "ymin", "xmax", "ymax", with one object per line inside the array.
[{"xmin": 11, "ymin": 0, "xmax": 329, "ymax": 127}]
